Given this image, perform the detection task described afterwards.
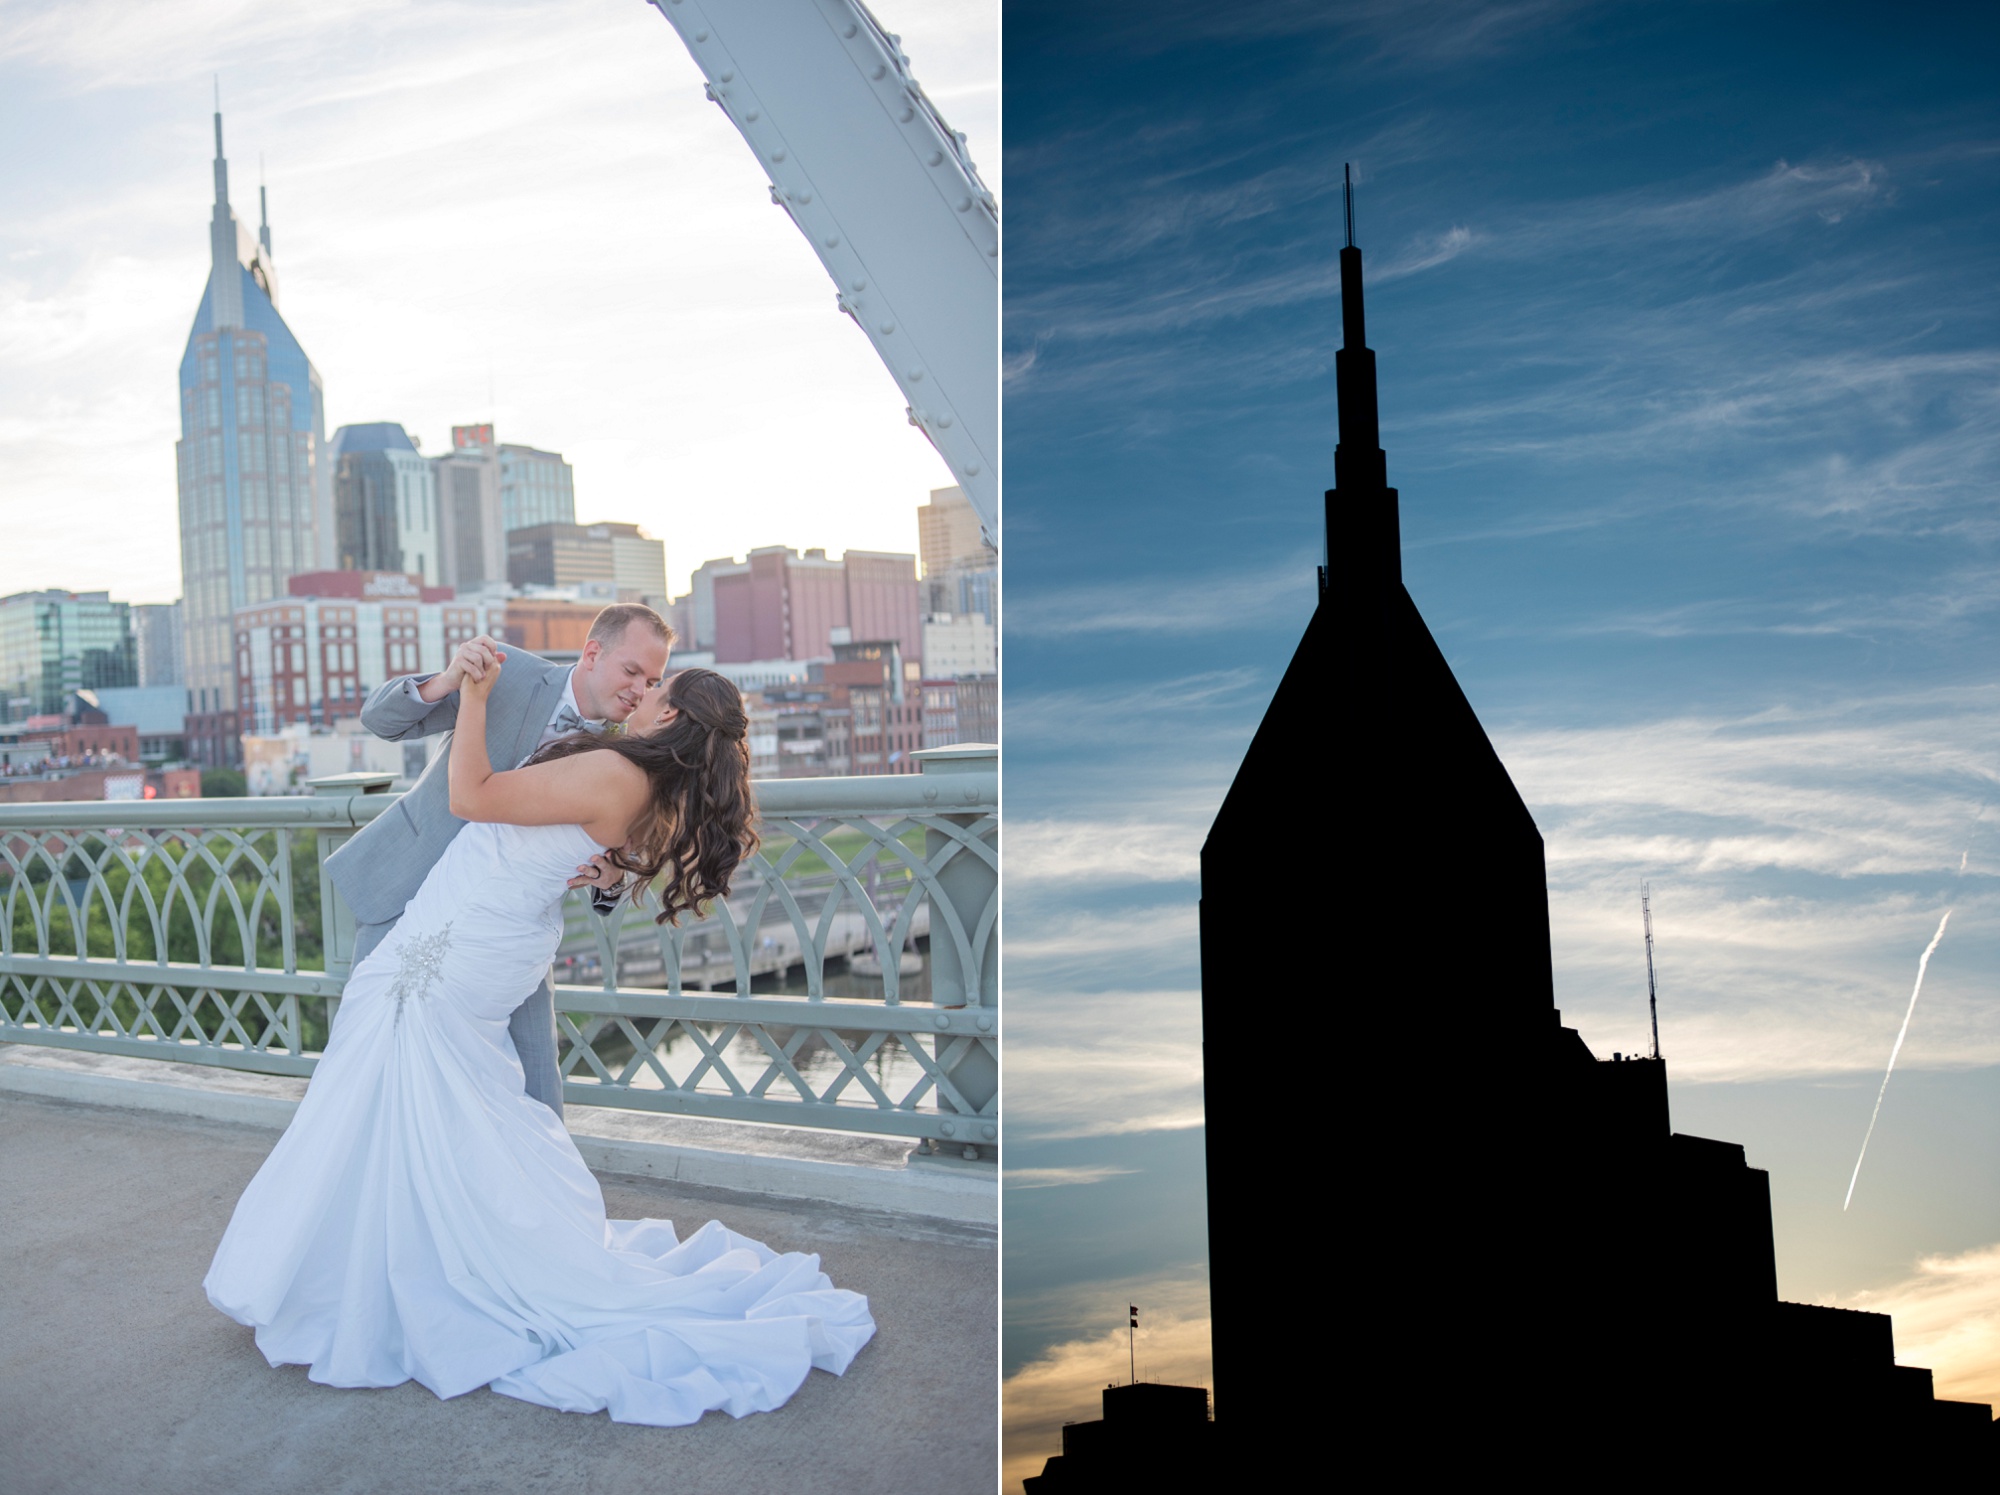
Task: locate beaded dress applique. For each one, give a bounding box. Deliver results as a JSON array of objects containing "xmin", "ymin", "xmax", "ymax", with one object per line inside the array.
[{"xmin": 389, "ymin": 924, "xmax": 453, "ymax": 1026}]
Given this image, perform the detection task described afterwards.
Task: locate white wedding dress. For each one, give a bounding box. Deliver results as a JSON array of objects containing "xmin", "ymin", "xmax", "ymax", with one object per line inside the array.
[{"xmin": 204, "ymin": 818, "xmax": 875, "ymax": 1425}]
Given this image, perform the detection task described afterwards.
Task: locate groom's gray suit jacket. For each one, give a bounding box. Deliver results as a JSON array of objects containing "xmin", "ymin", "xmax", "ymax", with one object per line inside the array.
[{"xmin": 325, "ymin": 648, "xmax": 580, "ymax": 1117}]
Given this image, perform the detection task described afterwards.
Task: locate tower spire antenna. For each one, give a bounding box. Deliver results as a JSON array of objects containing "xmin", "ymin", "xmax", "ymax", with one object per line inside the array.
[
  {"xmin": 205, "ymin": 81, "xmax": 244, "ymax": 330},
  {"xmin": 1324, "ymin": 157, "xmax": 1396, "ymax": 594},
  {"xmin": 1642, "ymin": 882, "xmax": 1661, "ymax": 1060}
]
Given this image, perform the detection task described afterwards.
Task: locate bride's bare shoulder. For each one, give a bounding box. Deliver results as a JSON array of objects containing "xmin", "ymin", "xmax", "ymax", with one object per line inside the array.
[{"xmin": 555, "ymin": 746, "xmax": 648, "ymax": 790}]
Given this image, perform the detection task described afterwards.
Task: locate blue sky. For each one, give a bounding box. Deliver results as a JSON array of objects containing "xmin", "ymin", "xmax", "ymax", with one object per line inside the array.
[
  {"xmin": 1000, "ymin": 2, "xmax": 2000, "ymax": 1483},
  {"xmin": 0, "ymin": 0, "xmax": 994, "ymax": 602}
]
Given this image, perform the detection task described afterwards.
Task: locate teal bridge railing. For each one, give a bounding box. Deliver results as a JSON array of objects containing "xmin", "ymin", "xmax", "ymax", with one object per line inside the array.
[{"xmin": 0, "ymin": 748, "xmax": 997, "ymax": 1154}]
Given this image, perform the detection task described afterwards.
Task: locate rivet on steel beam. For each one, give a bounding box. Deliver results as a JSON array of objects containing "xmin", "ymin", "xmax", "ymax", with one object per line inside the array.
[
  {"xmin": 771, "ymin": 148, "xmax": 786, "ymax": 162},
  {"xmin": 956, "ymin": 196, "xmax": 972, "ymax": 212},
  {"xmin": 824, "ymin": 235, "xmax": 840, "ymax": 248},
  {"xmin": 899, "ymin": 107, "xmax": 914, "ymax": 123},
  {"xmin": 878, "ymin": 322, "xmax": 894, "ymax": 335},
  {"xmin": 870, "ymin": 64, "xmax": 887, "ymax": 80},
  {"xmin": 841, "ymin": 21, "xmax": 857, "ymax": 37},
  {"xmin": 906, "ymin": 369, "xmax": 922, "ymax": 381},
  {"xmin": 976, "ymin": 1015, "xmax": 992, "ymax": 1032},
  {"xmin": 850, "ymin": 280, "xmax": 866, "ymax": 292},
  {"xmin": 941, "ymin": 1120, "xmax": 956, "ymax": 1136},
  {"xmin": 935, "ymin": 414, "xmax": 952, "ymax": 428},
  {"xmin": 746, "ymin": 109, "xmax": 760, "ymax": 122},
  {"xmin": 982, "ymin": 1125, "xmax": 997, "ymax": 1141},
  {"xmin": 962, "ymin": 461, "xmax": 980, "ymax": 476},
  {"xmin": 934, "ymin": 1013, "xmax": 949, "ymax": 1029},
  {"xmin": 694, "ymin": 29, "xmax": 708, "ymax": 41},
  {"xmin": 719, "ymin": 70, "xmax": 733, "ymax": 82}
]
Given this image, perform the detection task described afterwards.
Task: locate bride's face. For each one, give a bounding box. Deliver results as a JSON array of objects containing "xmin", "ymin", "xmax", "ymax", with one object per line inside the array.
[{"xmin": 625, "ymin": 678, "xmax": 680, "ymax": 738}]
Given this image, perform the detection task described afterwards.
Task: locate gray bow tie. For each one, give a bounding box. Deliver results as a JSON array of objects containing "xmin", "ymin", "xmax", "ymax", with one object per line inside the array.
[{"xmin": 552, "ymin": 706, "xmax": 603, "ymax": 737}]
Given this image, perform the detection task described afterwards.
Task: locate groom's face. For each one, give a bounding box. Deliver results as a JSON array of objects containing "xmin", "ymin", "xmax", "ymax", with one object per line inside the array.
[{"xmin": 575, "ymin": 625, "xmax": 671, "ymax": 723}]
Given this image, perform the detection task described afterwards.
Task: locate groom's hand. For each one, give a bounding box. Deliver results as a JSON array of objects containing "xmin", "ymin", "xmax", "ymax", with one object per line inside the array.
[
  {"xmin": 567, "ymin": 853, "xmax": 626, "ymax": 891},
  {"xmin": 419, "ymin": 635, "xmax": 505, "ymax": 704}
]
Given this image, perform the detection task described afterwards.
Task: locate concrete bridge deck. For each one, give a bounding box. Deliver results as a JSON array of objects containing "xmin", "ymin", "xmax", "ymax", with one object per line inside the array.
[{"xmin": 0, "ymin": 1083, "xmax": 997, "ymax": 1495}]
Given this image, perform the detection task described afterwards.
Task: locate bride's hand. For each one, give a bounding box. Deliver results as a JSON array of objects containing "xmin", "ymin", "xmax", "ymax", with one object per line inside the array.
[{"xmin": 462, "ymin": 648, "xmax": 504, "ymax": 702}]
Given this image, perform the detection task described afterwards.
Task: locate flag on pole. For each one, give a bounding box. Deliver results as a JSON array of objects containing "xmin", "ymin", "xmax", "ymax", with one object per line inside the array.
[{"xmin": 1129, "ymin": 1305, "xmax": 1138, "ymax": 1327}]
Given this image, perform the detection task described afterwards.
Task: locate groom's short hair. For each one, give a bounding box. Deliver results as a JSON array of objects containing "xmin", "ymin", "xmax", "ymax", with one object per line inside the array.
[{"xmin": 588, "ymin": 604, "xmax": 676, "ymax": 651}]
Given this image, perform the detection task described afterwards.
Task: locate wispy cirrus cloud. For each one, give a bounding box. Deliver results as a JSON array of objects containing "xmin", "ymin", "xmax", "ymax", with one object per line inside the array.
[
  {"xmin": 1498, "ymin": 689, "xmax": 2000, "ymax": 1079},
  {"xmin": 1375, "ymin": 223, "xmax": 1479, "ymax": 281},
  {"xmin": 1000, "ymin": 668, "xmax": 1270, "ymax": 754},
  {"xmin": 1006, "ymin": 155, "xmax": 1902, "ymax": 356},
  {"xmin": 1006, "ymin": 818, "xmax": 1204, "ymax": 888},
  {"xmin": 1005, "ymin": 989, "xmax": 1205, "ymax": 1141},
  {"xmin": 1006, "ymin": 559, "xmax": 1318, "ymax": 640},
  {"xmin": 1005, "ymin": 1164, "xmax": 1142, "ymax": 1190}
]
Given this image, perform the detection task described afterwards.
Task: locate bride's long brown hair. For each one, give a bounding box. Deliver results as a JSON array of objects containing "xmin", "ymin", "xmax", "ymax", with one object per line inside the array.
[{"xmin": 527, "ymin": 667, "xmax": 759, "ymax": 924}]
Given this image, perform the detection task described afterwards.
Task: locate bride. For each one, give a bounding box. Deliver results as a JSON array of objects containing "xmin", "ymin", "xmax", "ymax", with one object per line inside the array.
[{"xmin": 205, "ymin": 658, "xmax": 875, "ymax": 1425}]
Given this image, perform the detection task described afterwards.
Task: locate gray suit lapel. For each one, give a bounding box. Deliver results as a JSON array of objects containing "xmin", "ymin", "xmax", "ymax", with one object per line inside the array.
[{"xmin": 509, "ymin": 662, "xmax": 571, "ymax": 768}]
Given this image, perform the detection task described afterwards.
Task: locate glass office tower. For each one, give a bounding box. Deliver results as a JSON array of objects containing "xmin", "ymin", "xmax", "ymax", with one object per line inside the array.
[
  {"xmin": 175, "ymin": 110, "xmax": 329, "ymax": 764},
  {"xmin": 0, "ymin": 590, "xmax": 136, "ymax": 722}
]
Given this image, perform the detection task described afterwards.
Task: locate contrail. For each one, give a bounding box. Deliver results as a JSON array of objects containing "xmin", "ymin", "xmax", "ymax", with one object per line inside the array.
[{"xmin": 1843, "ymin": 909, "xmax": 1953, "ymax": 1211}]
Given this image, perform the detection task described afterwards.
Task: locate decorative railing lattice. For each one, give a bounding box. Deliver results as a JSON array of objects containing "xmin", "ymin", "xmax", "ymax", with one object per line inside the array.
[{"xmin": 0, "ymin": 750, "xmax": 997, "ymax": 1149}]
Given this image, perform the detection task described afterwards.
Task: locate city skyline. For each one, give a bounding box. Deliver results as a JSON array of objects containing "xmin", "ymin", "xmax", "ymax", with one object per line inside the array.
[
  {"xmin": 0, "ymin": 0, "xmax": 997, "ymax": 606},
  {"xmin": 1003, "ymin": 1, "xmax": 2000, "ymax": 1486}
]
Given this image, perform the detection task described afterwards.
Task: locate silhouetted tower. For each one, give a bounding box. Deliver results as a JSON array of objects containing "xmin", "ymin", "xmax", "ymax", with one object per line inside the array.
[
  {"xmin": 1644, "ymin": 881, "xmax": 1661, "ymax": 1060},
  {"xmin": 1194, "ymin": 168, "xmax": 1994, "ymax": 1474},
  {"xmin": 1199, "ymin": 163, "xmax": 1558, "ymax": 1452}
]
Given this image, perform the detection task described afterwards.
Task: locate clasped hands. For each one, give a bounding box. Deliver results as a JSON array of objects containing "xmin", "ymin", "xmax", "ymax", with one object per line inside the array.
[{"xmin": 450, "ymin": 636, "xmax": 506, "ymax": 702}]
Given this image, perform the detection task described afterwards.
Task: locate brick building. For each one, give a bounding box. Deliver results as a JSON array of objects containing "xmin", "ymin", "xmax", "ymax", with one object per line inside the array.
[
  {"xmin": 710, "ymin": 547, "xmax": 922, "ymax": 668},
  {"xmin": 231, "ymin": 572, "xmax": 502, "ymax": 735}
]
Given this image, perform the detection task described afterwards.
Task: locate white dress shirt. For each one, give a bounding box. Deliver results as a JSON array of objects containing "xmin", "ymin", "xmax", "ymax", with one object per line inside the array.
[{"xmin": 534, "ymin": 671, "xmax": 601, "ymax": 754}]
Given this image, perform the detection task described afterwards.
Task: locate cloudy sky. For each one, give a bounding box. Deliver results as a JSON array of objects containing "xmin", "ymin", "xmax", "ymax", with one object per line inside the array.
[
  {"xmin": 1002, "ymin": 1, "xmax": 2000, "ymax": 1486},
  {"xmin": 0, "ymin": 0, "xmax": 996, "ymax": 603}
]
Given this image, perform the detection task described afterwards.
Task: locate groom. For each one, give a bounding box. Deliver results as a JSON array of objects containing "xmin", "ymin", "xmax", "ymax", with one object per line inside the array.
[{"xmin": 325, "ymin": 603, "xmax": 676, "ymax": 1118}]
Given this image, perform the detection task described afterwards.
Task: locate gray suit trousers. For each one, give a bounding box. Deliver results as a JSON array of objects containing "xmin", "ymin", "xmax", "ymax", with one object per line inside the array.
[{"xmin": 350, "ymin": 917, "xmax": 564, "ymax": 1120}]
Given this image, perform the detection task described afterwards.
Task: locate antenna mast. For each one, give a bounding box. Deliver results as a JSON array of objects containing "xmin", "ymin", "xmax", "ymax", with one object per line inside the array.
[{"xmin": 1642, "ymin": 882, "xmax": 1661, "ymax": 1060}]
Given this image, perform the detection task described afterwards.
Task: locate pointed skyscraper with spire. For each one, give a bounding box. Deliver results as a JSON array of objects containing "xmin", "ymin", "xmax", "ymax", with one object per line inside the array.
[
  {"xmin": 176, "ymin": 103, "xmax": 329, "ymax": 765},
  {"xmin": 1197, "ymin": 160, "xmax": 1558, "ymax": 1454},
  {"xmin": 1192, "ymin": 169, "xmax": 1997, "ymax": 1474}
]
